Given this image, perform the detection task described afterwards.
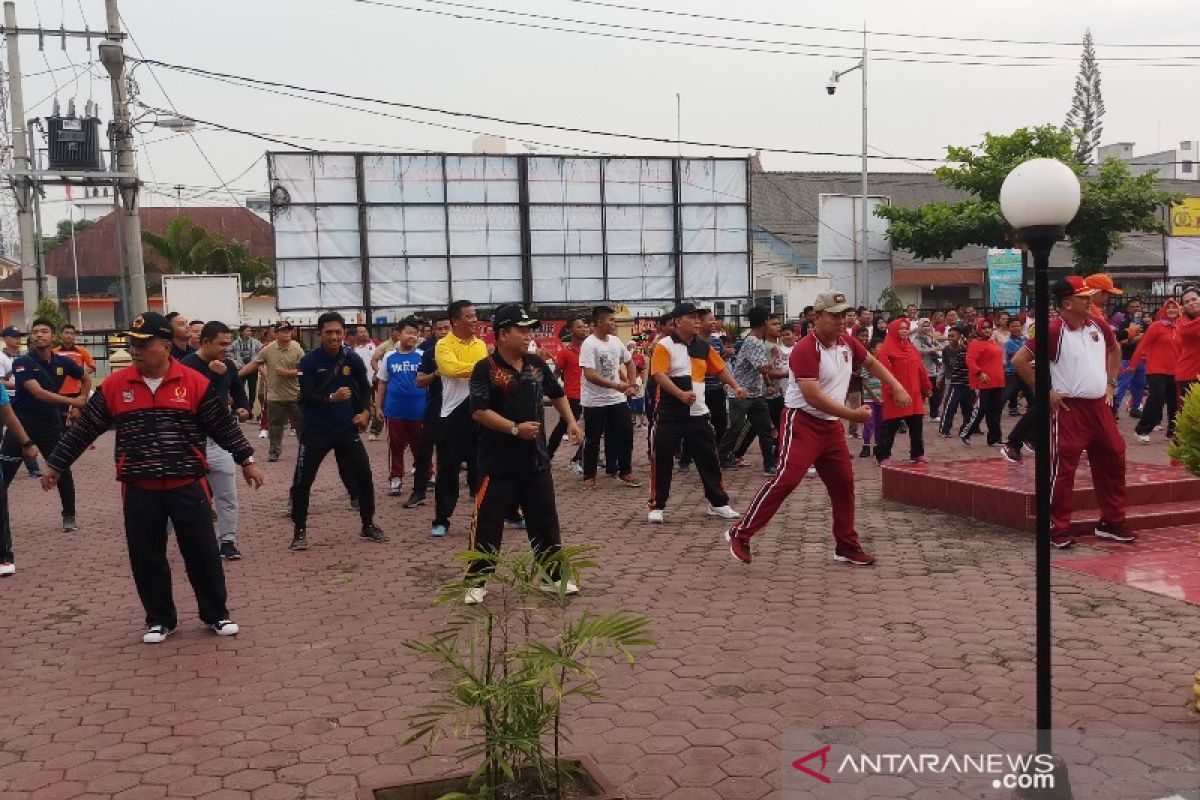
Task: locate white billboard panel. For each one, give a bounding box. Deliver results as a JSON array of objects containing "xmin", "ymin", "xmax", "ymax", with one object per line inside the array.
[
  {"xmin": 268, "ymin": 153, "xmax": 750, "ymax": 316},
  {"xmin": 1168, "ymin": 237, "xmax": 1200, "ymax": 278},
  {"xmin": 817, "ymin": 194, "xmax": 892, "ymax": 307}
]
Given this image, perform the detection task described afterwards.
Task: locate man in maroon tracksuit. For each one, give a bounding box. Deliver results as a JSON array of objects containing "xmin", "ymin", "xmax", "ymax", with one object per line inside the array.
[
  {"xmin": 43, "ymin": 312, "xmax": 266, "ymax": 644},
  {"xmin": 1012, "ymin": 277, "xmax": 1128, "ymax": 549}
]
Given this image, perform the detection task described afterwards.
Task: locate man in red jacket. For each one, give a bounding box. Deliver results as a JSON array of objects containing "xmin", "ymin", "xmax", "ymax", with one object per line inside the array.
[
  {"xmin": 1177, "ymin": 287, "xmax": 1200, "ymax": 405},
  {"xmin": 960, "ymin": 319, "xmax": 1006, "ymax": 446},
  {"xmin": 1012, "ymin": 277, "xmax": 1127, "ymax": 549},
  {"xmin": 43, "ymin": 312, "xmax": 266, "ymax": 644},
  {"xmin": 1128, "ymin": 300, "xmax": 1180, "ymax": 443}
]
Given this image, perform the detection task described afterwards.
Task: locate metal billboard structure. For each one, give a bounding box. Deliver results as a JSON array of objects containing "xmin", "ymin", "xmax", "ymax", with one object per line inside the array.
[{"xmin": 266, "ymin": 153, "xmax": 752, "ymax": 318}]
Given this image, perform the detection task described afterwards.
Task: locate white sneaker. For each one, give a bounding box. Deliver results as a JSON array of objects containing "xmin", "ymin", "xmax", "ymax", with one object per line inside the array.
[
  {"xmin": 647, "ymin": 509, "xmax": 664, "ymax": 523},
  {"xmin": 257, "ymin": 429, "xmax": 268, "ymax": 439},
  {"xmin": 464, "ymin": 587, "xmax": 488, "ymax": 605},
  {"xmin": 388, "ymin": 476, "xmax": 403, "ymax": 496},
  {"xmin": 368, "ymin": 433, "xmax": 380, "ymax": 442},
  {"xmin": 569, "ymin": 461, "xmax": 584, "ymax": 475},
  {"xmin": 142, "ymin": 625, "xmax": 175, "ymax": 644},
  {"xmin": 0, "ymin": 562, "xmax": 13, "ymax": 576},
  {"xmin": 211, "ymin": 620, "xmax": 239, "ymax": 636},
  {"xmin": 539, "ymin": 579, "xmax": 580, "ymax": 596},
  {"xmin": 707, "ymin": 505, "xmax": 741, "ymax": 520},
  {"xmin": 807, "ymin": 466, "xmax": 817, "ymax": 476},
  {"xmin": 1136, "ymin": 433, "xmax": 1150, "ymax": 443}
]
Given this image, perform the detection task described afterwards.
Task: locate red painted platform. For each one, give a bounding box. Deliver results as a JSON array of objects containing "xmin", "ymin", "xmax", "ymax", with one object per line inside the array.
[
  {"xmin": 1056, "ymin": 525, "xmax": 1200, "ymax": 606},
  {"xmin": 880, "ymin": 458, "xmax": 1200, "ymax": 535}
]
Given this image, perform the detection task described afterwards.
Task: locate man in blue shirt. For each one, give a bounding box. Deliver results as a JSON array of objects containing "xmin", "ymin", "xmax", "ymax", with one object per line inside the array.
[
  {"xmin": 375, "ymin": 317, "xmax": 427, "ymax": 498},
  {"xmin": 288, "ymin": 311, "xmax": 384, "ymax": 551},
  {"xmin": 405, "ymin": 314, "xmax": 450, "ymax": 509},
  {"xmin": 0, "ymin": 317, "xmax": 88, "ymax": 531},
  {"xmin": 1002, "ymin": 316, "xmax": 1030, "ymax": 417}
]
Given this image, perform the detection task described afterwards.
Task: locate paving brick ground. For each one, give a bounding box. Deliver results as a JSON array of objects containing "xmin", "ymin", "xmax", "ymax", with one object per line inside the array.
[{"xmin": 1, "ymin": 414, "xmax": 1197, "ymax": 799}]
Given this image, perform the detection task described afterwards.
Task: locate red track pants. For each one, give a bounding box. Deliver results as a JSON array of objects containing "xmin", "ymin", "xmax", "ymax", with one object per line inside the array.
[
  {"xmin": 729, "ymin": 408, "xmax": 861, "ymax": 551},
  {"xmin": 386, "ymin": 418, "xmax": 424, "ymax": 480},
  {"xmin": 1050, "ymin": 396, "xmax": 1126, "ymax": 534}
]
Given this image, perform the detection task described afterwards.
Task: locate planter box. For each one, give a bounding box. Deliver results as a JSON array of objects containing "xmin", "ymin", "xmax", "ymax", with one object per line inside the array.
[{"xmin": 358, "ymin": 755, "xmax": 623, "ymax": 800}]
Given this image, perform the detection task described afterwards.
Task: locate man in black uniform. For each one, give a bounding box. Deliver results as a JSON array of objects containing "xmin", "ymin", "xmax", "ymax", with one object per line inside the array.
[
  {"xmin": 289, "ymin": 311, "xmax": 385, "ymax": 550},
  {"xmin": 1, "ymin": 317, "xmax": 90, "ymax": 531},
  {"xmin": 464, "ymin": 304, "xmax": 582, "ymax": 604},
  {"xmin": 43, "ymin": 312, "xmax": 264, "ymax": 644},
  {"xmin": 181, "ymin": 321, "xmax": 252, "ymax": 560}
]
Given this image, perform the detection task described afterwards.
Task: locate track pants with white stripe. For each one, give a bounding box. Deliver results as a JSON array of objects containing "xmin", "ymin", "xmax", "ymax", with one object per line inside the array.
[
  {"xmin": 938, "ymin": 384, "xmax": 975, "ymax": 437},
  {"xmin": 1050, "ymin": 396, "xmax": 1126, "ymax": 535},
  {"xmin": 728, "ymin": 408, "xmax": 861, "ymax": 551}
]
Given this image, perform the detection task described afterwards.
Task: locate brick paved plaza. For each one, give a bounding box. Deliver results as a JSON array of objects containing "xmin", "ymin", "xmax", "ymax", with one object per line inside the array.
[{"xmin": 1, "ymin": 417, "xmax": 1197, "ymax": 799}]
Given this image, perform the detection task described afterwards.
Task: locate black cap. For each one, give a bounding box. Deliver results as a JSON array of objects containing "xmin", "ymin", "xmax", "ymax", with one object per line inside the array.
[
  {"xmin": 274, "ymin": 320, "xmax": 294, "ymax": 331},
  {"xmin": 493, "ymin": 303, "xmax": 538, "ymax": 329},
  {"xmin": 1, "ymin": 326, "xmax": 23, "ymax": 338},
  {"xmin": 665, "ymin": 302, "xmax": 699, "ymax": 321},
  {"xmin": 125, "ymin": 311, "xmax": 174, "ymax": 341}
]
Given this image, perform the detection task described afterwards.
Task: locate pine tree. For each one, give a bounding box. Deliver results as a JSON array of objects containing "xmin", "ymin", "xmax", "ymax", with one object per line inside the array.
[{"xmin": 1064, "ymin": 29, "xmax": 1105, "ymax": 165}]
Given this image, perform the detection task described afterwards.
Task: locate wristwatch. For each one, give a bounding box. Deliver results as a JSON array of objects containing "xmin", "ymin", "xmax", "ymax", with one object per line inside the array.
[{"xmin": 510, "ymin": 424, "xmax": 519, "ymax": 436}]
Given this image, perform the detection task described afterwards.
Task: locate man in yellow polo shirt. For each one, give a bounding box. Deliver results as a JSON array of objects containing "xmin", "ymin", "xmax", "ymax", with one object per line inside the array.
[{"xmin": 431, "ymin": 300, "xmax": 488, "ymax": 538}]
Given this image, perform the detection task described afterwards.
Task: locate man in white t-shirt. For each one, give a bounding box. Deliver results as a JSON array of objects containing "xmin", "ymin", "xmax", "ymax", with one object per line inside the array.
[
  {"xmin": 578, "ymin": 305, "xmax": 639, "ymax": 489},
  {"xmin": 725, "ymin": 291, "xmax": 910, "ymax": 567},
  {"xmin": 1012, "ymin": 276, "xmax": 1127, "ymax": 550}
]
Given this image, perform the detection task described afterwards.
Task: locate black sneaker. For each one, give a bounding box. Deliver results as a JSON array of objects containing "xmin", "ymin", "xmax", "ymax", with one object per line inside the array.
[
  {"xmin": 402, "ymin": 490, "xmax": 426, "ymax": 509},
  {"xmin": 859, "ymin": 445, "xmax": 872, "ymax": 458},
  {"xmin": 1129, "ymin": 407, "xmax": 1143, "ymax": 419},
  {"xmin": 1010, "ymin": 408, "xmax": 1022, "ymax": 417},
  {"xmin": 219, "ymin": 542, "xmax": 242, "ymax": 560},
  {"xmin": 360, "ymin": 523, "xmax": 388, "ymax": 543},
  {"xmin": 1095, "ymin": 522, "xmax": 1136, "ymax": 543},
  {"xmin": 1000, "ymin": 444, "xmax": 1022, "ymax": 464},
  {"xmin": 289, "ymin": 530, "xmax": 308, "ymax": 551},
  {"xmin": 61, "ymin": 513, "xmax": 77, "ymax": 532}
]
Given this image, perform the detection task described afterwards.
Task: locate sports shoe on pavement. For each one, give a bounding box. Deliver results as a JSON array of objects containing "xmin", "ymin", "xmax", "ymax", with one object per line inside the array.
[
  {"xmin": 1000, "ymin": 444, "xmax": 1022, "ymax": 464},
  {"xmin": 707, "ymin": 505, "xmax": 740, "ymax": 520},
  {"xmin": 618, "ymin": 474, "xmax": 642, "ymax": 488},
  {"xmin": 1050, "ymin": 532, "xmax": 1076, "ymax": 549},
  {"xmin": 538, "ymin": 578, "xmax": 581, "ymax": 596},
  {"xmin": 289, "ymin": 531, "xmax": 309, "ymax": 551},
  {"xmin": 1095, "ymin": 522, "xmax": 1136, "ymax": 543},
  {"xmin": 569, "ymin": 460, "xmax": 584, "ymax": 475},
  {"xmin": 431, "ymin": 524, "xmax": 448, "ymax": 538},
  {"xmin": 859, "ymin": 445, "xmax": 872, "ymax": 458},
  {"xmin": 647, "ymin": 509, "xmax": 664, "ymax": 523},
  {"xmin": 806, "ymin": 466, "xmax": 817, "ymax": 476},
  {"xmin": 211, "ymin": 620, "xmax": 239, "ymax": 636},
  {"xmin": 368, "ymin": 433, "xmax": 380, "ymax": 442},
  {"xmin": 388, "ymin": 477, "xmax": 403, "ymax": 497},
  {"xmin": 258, "ymin": 429, "xmax": 268, "ymax": 439},
  {"xmin": 910, "ymin": 456, "xmax": 929, "ymax": 465},
  {"xmin": 877, "ymin": 458, "xmax": 893, "ymax": 466},
  {"xmin": 1136, "ymin": 433, "xmax": 1150, "ymax": 443},
  {"xmin": 834, "ymin": 547, "xmax": 876, "ymax": 566},
  {"xmin": 0, "ymin": 562, "xmax": 14, "ymax": 576},
  {"xmin": 402, "ymin": 491, "xmax": 426, "ymax": 508},
  {"xmin": 505, "ymin": 517, "xmax": 527, "ymax": 529},
  {"xmin": 676, "ymin": 462, "xmax": 691, "ymax": 474},
  {"xmin": 1022, "ymin": 442, "xmax": 1036, "ymax": 454},
  {"xmin": 725, "ymin": 529, "xmax": 752, "ymax": 564},
  {"xmin": 1129, "ymin": 407, "xmax": 1143, "ymax": 418},
  {"xmin": 464, "ymin": 587, "xmax": 488, "ymax": 605},
  {"xmin": 360, "ymin": 523, "xmax": 388, "ymax": 542},
  {"xmin": 61, "ymin": 513, "xmax": 77, "ymax": 532},
  {"xmin": 219, "ymin": 542, "xmax": 242, "ymax": 560},
  {"xmin": 929, "ymin": 416, "xmax": 940, "ymax": 423},
  {"xmin": 142, "ymin": 625, "xmax": 175, "ymax": 644}
]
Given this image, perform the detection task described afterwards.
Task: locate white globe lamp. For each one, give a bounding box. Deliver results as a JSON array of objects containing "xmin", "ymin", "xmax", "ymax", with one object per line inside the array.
[{"xmin": 999, "ymin": 158, "xmax": 1081, "ymax": 232}]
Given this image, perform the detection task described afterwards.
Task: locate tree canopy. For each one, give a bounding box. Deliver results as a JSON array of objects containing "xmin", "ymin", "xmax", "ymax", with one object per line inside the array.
[
  {"xmin": 875, "ymin": 125, "xmax": 1180, "ymax": 275},
  {"xmin": 1064, "ymin": 29, "xmax": 1105, "ymax": 165},
  {"xmin": 141, "ymin": 216, "xmax": 274, "ymax": 295},
  {"xmin": 41, "ymin": 218, "xmax": 95, "ymax": 255}
]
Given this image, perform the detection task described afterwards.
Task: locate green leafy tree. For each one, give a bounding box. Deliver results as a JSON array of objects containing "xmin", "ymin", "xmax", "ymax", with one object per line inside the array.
[
  {"xmin": 1169, "ymin": 386, "xmax": 1200, "ymax": 478},
  {"xmin": 877, "ymin": 287, "xmax": 905, "ymax": 318},
  {"xmin": 41, "ymin": 218, "xmax": 94, "ymax": 254},
  {"xmin": 141, "ymin": 215, "xmax": 275, "ymax": 296},
  {"xmin": 1064, "ymin": 29, "xmax": 1105, "ymax": 165},
  {"xmin": 876, "ymin": 125, "xmax": 1181, "ymax": 275},
  {"xmin": 33, "ymin": 296, "xmax": 67, "ymax": 334}
]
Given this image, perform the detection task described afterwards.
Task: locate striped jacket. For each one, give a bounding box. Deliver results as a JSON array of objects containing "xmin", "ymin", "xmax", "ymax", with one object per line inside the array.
[{"xmin": 47, "ymin": 358, "xmax": 254, "ymax": 484}]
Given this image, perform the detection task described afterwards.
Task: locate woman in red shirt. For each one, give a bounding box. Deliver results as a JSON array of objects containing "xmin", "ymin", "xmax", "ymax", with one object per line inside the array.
[
  {"xmin": 1129, "ymin": 300, "xmax": 1181, "ymax": 443},
  {"xmin": 1177, "ymin": 287, "xmax": 1200, "ymax": 406},
  {"xmin": 960, "ymin": 319, "xmax": 1006, "ymax": 446},
  {"xmin": 874, "ymin": 319, "xmax": 932, "ymax": 465}
]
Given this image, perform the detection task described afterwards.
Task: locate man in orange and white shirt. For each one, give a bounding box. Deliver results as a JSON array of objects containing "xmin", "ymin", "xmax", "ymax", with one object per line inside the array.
[
  {"xmin": 647, "ymin": 303, "xmax": 746, "ymax": 524},
  {"xmin": 54, "ymin": 323, "xmax": 96, "ymax": 403}
]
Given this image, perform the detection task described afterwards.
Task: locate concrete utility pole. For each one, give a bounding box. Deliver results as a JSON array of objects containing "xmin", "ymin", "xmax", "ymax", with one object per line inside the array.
[
  {"xmin": 4, "ymin": 2, "xmax": 41, "ymax": 322},
  {"xmin": 100, "ymin": 0, "xmax": 147, "ymax": 316}
]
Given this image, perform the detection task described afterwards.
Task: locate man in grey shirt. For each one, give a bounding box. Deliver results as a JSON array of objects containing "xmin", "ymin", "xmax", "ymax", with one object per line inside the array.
[{"xmin": 719, "ymin": 307, "xmax": 787, "ymax": 474}]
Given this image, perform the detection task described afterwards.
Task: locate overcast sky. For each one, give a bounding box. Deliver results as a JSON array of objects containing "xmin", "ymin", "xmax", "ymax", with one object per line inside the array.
[{"xmin": 15, "ymin": 0, "xmax": 1200, "ymax": 226}]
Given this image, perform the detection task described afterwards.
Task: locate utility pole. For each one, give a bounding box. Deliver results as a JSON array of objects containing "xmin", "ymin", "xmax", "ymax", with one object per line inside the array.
[
  {"xmin": 100, "ymin": 0, "xmax": 147, "ymax": 316},
  {"xmin": 4, "ymin": 2, "xmax": 41, "ymax": 322},
  {"xmin": 860, "ymin": 23, "xmax": 870, "ymax": 308}
]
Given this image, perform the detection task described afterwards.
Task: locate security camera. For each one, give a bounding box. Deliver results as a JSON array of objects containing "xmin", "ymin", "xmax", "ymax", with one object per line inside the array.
[{"xmin": 826, "ymin": 71, "xmax": 839, "ymax": 95}]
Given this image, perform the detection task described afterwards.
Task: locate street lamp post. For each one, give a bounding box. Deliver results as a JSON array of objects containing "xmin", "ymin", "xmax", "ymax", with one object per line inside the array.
[
  {"xmin": 999, "ymin": 158, "xmax": 1081, "ymax": 777},
  {"xmin": 826, "ymin": 25, "xmax": 869, "ymax": 307}
]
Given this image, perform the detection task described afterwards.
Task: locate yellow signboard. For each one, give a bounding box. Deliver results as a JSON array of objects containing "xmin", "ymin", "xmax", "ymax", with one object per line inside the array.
[{"xmin": 1170, "ymin": 198, "xmax": 1200, "ymax": 237}]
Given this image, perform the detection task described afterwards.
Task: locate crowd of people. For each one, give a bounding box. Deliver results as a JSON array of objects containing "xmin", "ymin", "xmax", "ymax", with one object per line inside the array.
[{"xmin": 2, "ymin": 272, "xmax": 1198, "ymax": 643}]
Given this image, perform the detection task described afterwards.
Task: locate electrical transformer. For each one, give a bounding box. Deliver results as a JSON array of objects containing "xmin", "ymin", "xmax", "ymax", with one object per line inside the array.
[{"xmin": 46, "ymin": 116, "xmax": 103, "ymax": 172}]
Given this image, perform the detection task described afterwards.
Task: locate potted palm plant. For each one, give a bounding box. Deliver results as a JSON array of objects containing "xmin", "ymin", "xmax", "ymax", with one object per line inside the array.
[{"xmin": 360, "ymin": 545, "xmax": 652, "ymax": 800}]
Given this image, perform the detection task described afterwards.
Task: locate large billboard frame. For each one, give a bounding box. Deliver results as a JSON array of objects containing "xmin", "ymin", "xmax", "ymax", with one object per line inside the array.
[{"xmin": 266, "ymin": 152, "xmax": 753, "ymax": 317}]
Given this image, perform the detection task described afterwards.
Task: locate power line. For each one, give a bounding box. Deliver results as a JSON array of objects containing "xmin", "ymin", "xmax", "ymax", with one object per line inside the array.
[
  {"xmin": 556, "ymin": 0, "xmax": 1200, "ymax": 51},
  {"xmin": 347, "ymin": 0, "xmax": 1200, "ymax": 66}
]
